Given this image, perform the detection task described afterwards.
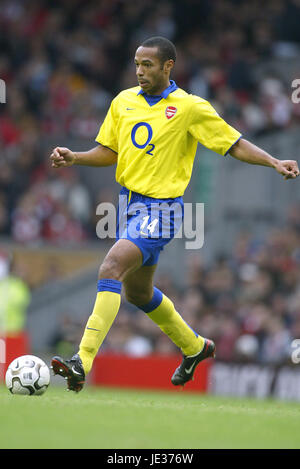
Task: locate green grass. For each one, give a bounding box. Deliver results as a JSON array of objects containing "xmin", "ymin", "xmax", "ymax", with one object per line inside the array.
[{"xmin": 1, "ymin": 384, "xmax": 300, "ymax": 449}]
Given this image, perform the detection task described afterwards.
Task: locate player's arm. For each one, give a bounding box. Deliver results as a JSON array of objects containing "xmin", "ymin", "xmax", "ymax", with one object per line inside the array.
[
  {"xmin": 50, "ymin": 144, "xmax": 117, "ymax": 169},
  {"xmin": 229, "ymin": 138, "xmax": 299, "ymax": 180}
]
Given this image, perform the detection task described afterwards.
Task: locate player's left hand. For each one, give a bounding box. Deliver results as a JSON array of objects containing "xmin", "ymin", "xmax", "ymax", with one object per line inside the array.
[{"xmin": 275, "ymin": 160, "xmax": 299, "ymax": 180}]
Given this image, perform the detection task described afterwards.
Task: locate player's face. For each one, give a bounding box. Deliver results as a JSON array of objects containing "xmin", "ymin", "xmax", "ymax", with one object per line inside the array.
[{"xmin": 134, "ymin": 46, "xmax": 173, "ymax": 95}]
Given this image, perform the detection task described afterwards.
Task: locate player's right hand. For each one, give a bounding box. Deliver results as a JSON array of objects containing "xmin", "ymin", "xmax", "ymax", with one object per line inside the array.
[
  {"xmin": 50, "ymin": 147, "xmax": 75, "ymax": 168},
  {"xmin": 274, "ymin": 159, "xmax": 299, "ymax": 180}
]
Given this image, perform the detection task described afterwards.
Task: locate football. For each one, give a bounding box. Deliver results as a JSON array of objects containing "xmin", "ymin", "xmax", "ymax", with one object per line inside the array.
[{"xmin": 5, "ymin": 355, "xmax": 50, "ymax": 396}]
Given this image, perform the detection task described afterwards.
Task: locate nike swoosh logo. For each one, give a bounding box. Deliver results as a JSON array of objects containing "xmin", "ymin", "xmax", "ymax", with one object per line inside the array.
[
  {"xmin": 72, "ymin": 366, "xmax": 82, "ymax": 376},
  {"xmin": 126, "ymin": 107, "xmax": 135, "ymax": 110},
  {"xmin": 185, "ymin": 361, "xmax": 197, "ymax": 374},
  {"xmin": 86, "ymin": 327, "xmax": 101, "ymax": 331}
]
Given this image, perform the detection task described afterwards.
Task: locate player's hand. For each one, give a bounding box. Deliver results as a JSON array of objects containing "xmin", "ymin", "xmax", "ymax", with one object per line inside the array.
[
  {"xmin": 50, "ymin": 147, "xmax": 76, "ymax": 168},
  {"xmin": 274, "ymin": 160, "xmax": 299, "ymax": 180}
]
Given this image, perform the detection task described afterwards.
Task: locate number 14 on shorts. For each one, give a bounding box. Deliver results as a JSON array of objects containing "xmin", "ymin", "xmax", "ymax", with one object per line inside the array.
[{"xmin": 140, "ymin": 215, "xmax": 158, "ymax": 236}]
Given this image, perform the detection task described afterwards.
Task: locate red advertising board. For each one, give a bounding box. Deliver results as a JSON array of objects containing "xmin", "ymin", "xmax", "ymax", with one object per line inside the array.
[
  {"xmin": 0, "ymin": 333, "xmax": 30, "ymax": 382},
  {"xmin": 91, "ymin": 353, "xmax": 212, "ymax": 392}
]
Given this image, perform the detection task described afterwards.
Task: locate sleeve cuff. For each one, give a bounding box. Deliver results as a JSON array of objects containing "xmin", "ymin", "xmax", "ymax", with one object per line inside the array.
[
  {"xmin": 224, "ymin": 135, "xmax": 242, "ymax": 156},
  {"xmin": 95, "ymin": 140, "xmax": 118, "ymax": 154}
]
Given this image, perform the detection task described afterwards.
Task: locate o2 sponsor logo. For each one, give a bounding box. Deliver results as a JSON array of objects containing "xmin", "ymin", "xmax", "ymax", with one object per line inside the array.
[{"xmin": 131, "ymin": 122, "xmax": 155, "ymax": 156}]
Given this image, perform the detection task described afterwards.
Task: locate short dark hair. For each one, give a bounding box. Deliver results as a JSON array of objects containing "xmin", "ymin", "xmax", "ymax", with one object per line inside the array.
[{"xmin": 141, "ymin": 36, "xmax": 176, "ymax": 64}]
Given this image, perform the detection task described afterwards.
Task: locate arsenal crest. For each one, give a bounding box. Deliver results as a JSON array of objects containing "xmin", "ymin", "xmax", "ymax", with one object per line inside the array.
[{"xmin": 165, "ymin": 106, "xmax": 177, "ymax": 119}]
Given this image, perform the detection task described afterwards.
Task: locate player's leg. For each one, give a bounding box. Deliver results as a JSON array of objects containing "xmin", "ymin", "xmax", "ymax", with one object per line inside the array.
[
  {"xmin": 124, "ymin": 265, "xmax": 214, "ymax": 375},
  {"xmin": 122, "ymin": 192, "xmax": 215, "ymax": 385},
  {"xmin": 52, "ymin": 239, "xmax": 142, "ymax": 391},
  {"xmin": 78, "ymin": 238, "xmax": 143, "ymax": 374},
  {"xmin": 123, "ymin": 264, "xmax": 157, "ymax": 306}
]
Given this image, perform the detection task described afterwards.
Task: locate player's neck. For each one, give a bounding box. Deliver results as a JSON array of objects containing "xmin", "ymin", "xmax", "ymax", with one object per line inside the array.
[{"xmin": 147, "ymin": 80, "xmax": 171, "ymax": 96}]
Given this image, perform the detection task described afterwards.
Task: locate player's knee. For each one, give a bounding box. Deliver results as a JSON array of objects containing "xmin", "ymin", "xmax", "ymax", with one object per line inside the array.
[
  {"xmin": 125, "ymin": 288, "xmax": 153, "ymax": 307},
  {"xmin": 98, "ymin": 256, "xmax": 122, "ymax": 281}
]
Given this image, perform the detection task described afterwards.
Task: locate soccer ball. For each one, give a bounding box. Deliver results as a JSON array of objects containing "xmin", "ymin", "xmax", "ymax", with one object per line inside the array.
[{"xmin": 5, "ymin": 355, "xmax": 50, "ymax": 396}]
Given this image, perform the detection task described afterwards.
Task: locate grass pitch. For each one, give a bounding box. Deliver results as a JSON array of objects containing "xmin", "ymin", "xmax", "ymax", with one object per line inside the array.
[{"xmin": 1, "ymin": 385, "xmax": 300, "ymax": 449}]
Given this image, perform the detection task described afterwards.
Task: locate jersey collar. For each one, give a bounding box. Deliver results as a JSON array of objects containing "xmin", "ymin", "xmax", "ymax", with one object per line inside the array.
[{"xmin": 137, "ymin": 80, "xmax": 178, "ymax": 98}]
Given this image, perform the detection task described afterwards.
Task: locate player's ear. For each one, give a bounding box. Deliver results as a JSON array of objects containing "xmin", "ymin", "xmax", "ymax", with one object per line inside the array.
[{"xmin": 164, "ymin": 59, "xmax": 174, "ymax": 74}]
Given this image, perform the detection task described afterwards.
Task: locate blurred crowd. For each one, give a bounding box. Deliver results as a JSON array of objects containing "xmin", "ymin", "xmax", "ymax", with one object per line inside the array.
[
  {"xmin": 51, "ymin": 206, "xmax": 300, "ymax": 365},
  {"xmin": 1, "ymin": 0, "xmax": 300, "ymax": 243},
  {"xmin": 1, "ymin": 0, "xmax": 300, "ymax": 364}
]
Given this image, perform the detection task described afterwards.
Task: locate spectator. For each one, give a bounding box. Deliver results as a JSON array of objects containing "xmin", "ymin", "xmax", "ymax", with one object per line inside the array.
[{"xmin": 0, "ymin": 250, "xmax": 31, "ymax": 336}]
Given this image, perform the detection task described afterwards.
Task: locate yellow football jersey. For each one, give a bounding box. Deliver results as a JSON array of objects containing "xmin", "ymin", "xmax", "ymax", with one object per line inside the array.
[{"xmin": 95, "ymin": 84, "xmax": 241, "ymax": 198}]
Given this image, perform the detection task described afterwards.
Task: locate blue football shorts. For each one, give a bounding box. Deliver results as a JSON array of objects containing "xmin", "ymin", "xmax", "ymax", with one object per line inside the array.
[{"xmin": 116, "ymin": 186, "xmax": 184, "ymax": 266}]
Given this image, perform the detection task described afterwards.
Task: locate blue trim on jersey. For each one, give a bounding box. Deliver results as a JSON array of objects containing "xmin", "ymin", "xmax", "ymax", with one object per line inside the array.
[
  {"xmin": 141, "ymin": 95, "xmax": 163, "ymax": 106},
  {"xmin": 139, "ymin": 287, "xmax": 163, "ymax": 313},
  {"xmin": 96, "ymin": 142, "xmax": 118, "ymax": 154},
  {"xmin": 225, "ymin": 135, "xmax": 242, "ymax": 155},
  {"xmin": 97, "ymin": 279, "xmax": 122, "ymax": 294},
  {"xmin": 137, "ymin": 80, "xmax": 178, "ymax": 106}
]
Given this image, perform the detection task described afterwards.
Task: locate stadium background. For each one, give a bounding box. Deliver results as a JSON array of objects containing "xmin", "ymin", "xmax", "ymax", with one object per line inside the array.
[{"xmin": 1, "ymin": 0, "xmax": 300, "ymax": 399}]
